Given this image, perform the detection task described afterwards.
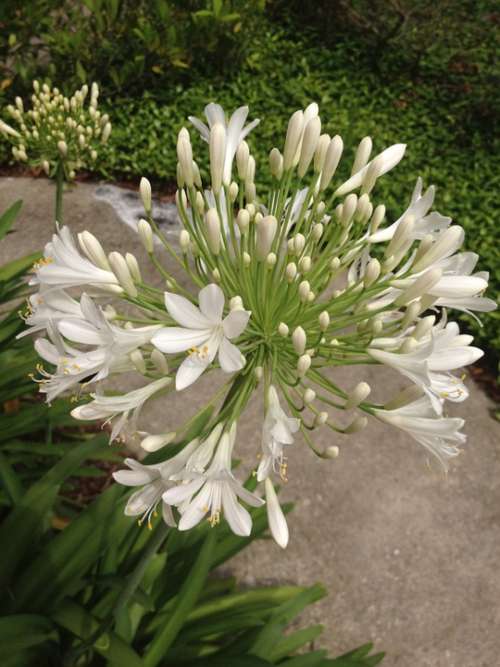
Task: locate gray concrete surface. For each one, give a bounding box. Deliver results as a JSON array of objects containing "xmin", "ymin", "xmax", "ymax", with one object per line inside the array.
[{"xmin": 1, "ymin": 177, "xmax": 499, "ymax": 667}]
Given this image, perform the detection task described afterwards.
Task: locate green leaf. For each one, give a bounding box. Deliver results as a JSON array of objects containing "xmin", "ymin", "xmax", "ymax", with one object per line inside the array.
[
  {"xmin": 0, "ymin": 434, "xmax": 108, "ymax": 597},
  {"xmin": 144, "ymin": 529, "xmax": 216, "ymax": 667},
  {"xmin": 0, "ymin": 200, "xmax": 22, "ymax": 242},
  {"xmin": 0, "ymin": 452, "xmax": 23, "ymax": 505},
  {"xmin": 0, "ymin": 252, "xmax": 40, "ymax": 282},
  {"xmin": 0, "ymin": 614, "xmax": 57, "ymax": 655},
  {"xmin": 51, "ymin": 599, "xmax": 143, "ymax": 666},
  {"xmin": 10, "ymin": 483, "xmax": 125, "ymax": 613}
]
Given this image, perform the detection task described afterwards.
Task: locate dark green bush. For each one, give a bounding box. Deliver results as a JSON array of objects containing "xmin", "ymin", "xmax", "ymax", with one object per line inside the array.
[{"xmin": 0, "ymin": 0, "xmax": 266, "ymax": 96}]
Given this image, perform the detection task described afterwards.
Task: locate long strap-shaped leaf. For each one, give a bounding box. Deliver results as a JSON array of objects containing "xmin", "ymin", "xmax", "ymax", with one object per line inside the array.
[
  {"xmin": 144, "ymin": 529, "xmax": 216, "ymax": 667},
  {"xmin": 52, "ymin": 599, "xmax": 144, "ymax": 667},
  {"xmin": 0, "ymin": 434, "xmax": 108, "ymax": 597}
]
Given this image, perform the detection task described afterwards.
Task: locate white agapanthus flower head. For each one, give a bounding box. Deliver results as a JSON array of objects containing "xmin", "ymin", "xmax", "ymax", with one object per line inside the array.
[
  {"xmin": 0, "ymin": 80, "xmax": 110, "ymax": 180},
  {"xmin": 24, "ymin": 101, "xmax": 496, "ymax": 547}
]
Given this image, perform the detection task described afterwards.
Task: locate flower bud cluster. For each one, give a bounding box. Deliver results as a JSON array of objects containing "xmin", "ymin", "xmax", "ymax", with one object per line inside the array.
[{"xmin": 0, "ymin": 80, "xmax": 111, "ymax": 180}]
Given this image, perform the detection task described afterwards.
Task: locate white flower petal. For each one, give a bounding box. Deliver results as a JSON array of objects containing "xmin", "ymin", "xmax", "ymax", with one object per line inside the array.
[
  {"xmin": 222, "ymin": 309, "xmax": 251, "ymax": 339},
  {"xmin": 164, "ymin": 291, "xmax": 211, "ymax": 329},
  {"xmin": 222, "ymin": 486, "xmax": 252, "ymax": 536},
  {"xmin": 162, "ymin": 478, "xmax": 204, "ymax": 505},
  {"xmin": 152, "ymin": 327, "xmax": 211, "ymax": 354},
  {"xmin": 113, "ymin": 468, "xmax": 153, "ymax": 487},
  {"xmin": 335, "ymin": 144, "xmax": 406, "ymax": 197},
  {"xmin": 125, "ymin": 485, "xmax": 159, "ymax": 516},
  {"xmin": 198, "ymin": 283, "xmax": 224, "ymax": 323},
  {"xmin": 265, "ymin": 479, "xmax": 289, "ymax": 548},
  {"xmin": 218, "ymin": 337, "xmax": 245, "ymax": 373},
  {"xmin": 178, "ymin": 484, "xmax": 212, "ymax": 530}
]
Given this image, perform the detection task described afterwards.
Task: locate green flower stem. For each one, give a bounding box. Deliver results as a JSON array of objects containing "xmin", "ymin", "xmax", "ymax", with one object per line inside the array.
[{"xmin": 55, "ymin": 161, "xmax": 64, "ymax": 225}]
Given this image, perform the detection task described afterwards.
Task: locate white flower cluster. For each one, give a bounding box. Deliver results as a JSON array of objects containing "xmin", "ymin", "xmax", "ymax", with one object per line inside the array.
[
  {"xmin": 0, "ymin": 81, "xmax": 111, "ymax": 179},
  {"xmin": 23, "ymin": 102, "xmax": 495, "ymax": 548}
]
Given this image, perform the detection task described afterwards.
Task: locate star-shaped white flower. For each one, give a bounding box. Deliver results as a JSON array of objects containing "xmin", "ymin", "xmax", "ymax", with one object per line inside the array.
[{"xmin": 152, "ymin": 284, "xmax": 250, "ymax": 391}]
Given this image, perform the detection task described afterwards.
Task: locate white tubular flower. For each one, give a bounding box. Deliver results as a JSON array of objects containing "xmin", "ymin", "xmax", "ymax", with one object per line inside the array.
[
  {"xmin": 189, "ymin": 103, "xmax": 259, "ymax": 186},
  {"xmin": 71, "ymin": 377, "xmax": 172, "ymax": 443},
  {"xmin": 151, "ymin": 284, "xmax": 250, "ymax": 390},
  {"xmin": 370, "ymin": 322, "xmax": 483, "ymax": 412},
  {"xmin": 374, "ymin": 393, "xmax": 466, "ymax": 471},
  {"xmin": 162, "ymin": 424, "xmax": 264, "ymax": 535},
  {"xmin": 265, "ymin": 478, "xmax": 289, "ymax": 549},
  {"xmin": 370, "ymin": 177, "xmax": 451, "ymax": 243},
  {"xmin": 335, "ymin": 143, "xmax": 406, "ymax": 197},
  {"xmin": 30, "ymin": 226, "xmax": 121, "ymax": 291},
  {"xmin": 257, "ymin": 385, "xmax": 300, "ymax": 482},
  {"xmin": 112, "ymin": 438, "xmax": 200, "ymax": 528},
  {"xmin": 18, "ymin": 288, "xmax": 83, "ymax": 337}
]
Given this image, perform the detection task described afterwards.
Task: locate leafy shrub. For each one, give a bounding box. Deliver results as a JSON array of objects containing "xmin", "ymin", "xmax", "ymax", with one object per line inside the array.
[{"xmin": 0, "ymin": 0, "xmax": 266, "ymax": 96}]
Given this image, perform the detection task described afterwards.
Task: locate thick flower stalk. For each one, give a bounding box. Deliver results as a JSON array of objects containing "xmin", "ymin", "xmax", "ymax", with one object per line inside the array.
[{"xmin": 23, "ymin": 102, "xmax": 496, "ymax": 548}]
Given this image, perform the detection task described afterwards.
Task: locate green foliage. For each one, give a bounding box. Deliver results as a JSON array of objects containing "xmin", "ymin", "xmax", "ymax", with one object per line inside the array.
[{"xmin": 0, "ymin": 0, "xmax": 266, "ymax": 96}]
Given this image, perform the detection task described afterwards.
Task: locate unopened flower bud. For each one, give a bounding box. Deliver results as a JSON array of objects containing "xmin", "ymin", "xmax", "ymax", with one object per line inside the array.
[
  {"xmin": 269, "ymin": 147, "xmax": 283, "ymax": 179},
  {"xmin": 298, "ymin": 256, "xmax": 311, "ymax": 273},
  {"xmin": 210, "ymin": 123, "xmax": 226, "ymax": 192},
  {"xmin": 179, "ymin": 229, "xmax": 190, "ymax": 252},
  {"xmin": 361, "ymin": 155, "xmax": 381, "ymax": 195},
  {"xmin": 364, "ymin": 258, "xmax": 381, "ymax": 288},
  {"xmin": 212, "ymin": 268, "xmax": 221, "ymax": 282},
  {"xmin": 356, "ymin": 193, "xmax": 372, "ymax": 222},
  {"xmin": 298, "ymin": 116, "xmax": 321, "ymax": 178},
  {"xmin": 236, "ymin": 141, "xmax": 249, "ymax": 180},
  {"xmin": 140, "ymin": 177, "xmax": 152, "ymax": 213},
  {"xmin": 324, "ymin": 445, "xmax": 339, "ymax": 458},
  {"xmin": 229, "ymin": 181, "xmax": 239, "ymax": 202},
  {"xmin": 254, "ymin": 366, "xmax": 264, "ymax": 381},
  {"xmin": 370, "ymin": 204, "xmax": 386, "ymax": 233},
  {"xmin": 351, "ymin": 136, "xmax": 372, "ymax": 175},
  {"xmin": 236, "ymin": 208, "xmax": 250, "ymax": 233},
  {"xmin": 330, "ymin": 257, "xmax": 341, "ymax": 272},
  {"xmin": 413, "ymin": 315, "xmax": 435, "ymax": 340},
  {"xmin": 304, "ymin": 388, "xmax": 316, "ymax": 404},
  {"xmin": 292, "ymin": 326, "xmax": 307, "ymax": 354},
  {"xmin": 319, "ymin": 311, "xmax": 330, "ymax": 331},
  {"xmin": 266, "ymin": 252, "xmax": 277, "ymax": 268},
  {"xmin": 293, "ymin": 233, "xmax": 306, "ymax": 255},
  {"xmin": 344, "ymin": 416, "xmax": 368, "ymax": 434},
  {"xmin": 312, "ymin": 223, "xmax": 323, "ymax": 241},
  {"xmin": 341, "ymin": 194, "xmax": 358, "ymax": 226},
  {"xmin": 108, "ymin": 251, "xmax": 138, "ymax": 297},
  {"xmin": 298, "ymin": 280, "xmax": 310, "ymax": 302},
  {"xmin": 151, "ymin": 348, "xmax": 169, "ymax": 374},
  {"xmin": 278, "ymin": 322, "xmax": 289, "ymax": 337},
  {"xmin": 101, "ymin": 122, "xmax": 111, "ymax": 143},
  {"xmin": 256, "ymin": 215, "xmax": 277, "ymax": 261},
  {"xmin": 177, "ymin": 131, "xmax": 194, "ymax": 187},
  {"xmin": 320, "ymin": 135, "xmax": 343, "ymax": 191},
  {"xmin": 243, "ymin": 252, "xmax": 251, "ymax": 267},
  {"xmin": 125, "ymin": 253, "xmax": 141, "ymax": 282},
  {"xmin": 205, "ymin": 208, "xmax": 221, "ymax": 255},
  {"xmin": 297, "ymin": 354, "xmax": 311, "ymax": 376},
  {"xmin": 141, "ymin": 432, "xmax": 176, "ymax": 452},
  {"xmin": 283, "ymin": 110, "xmax": 304, "ymax": 170},
  {"xmin": 130, "ymin": 349, "xmax": 146, "ymax": 374},
  {"xmin": 400, "ymin": 337, "xmax": 418, "ymax": 354},
  {"xmin": 412, "ymin": 226, "xmax": 464, "ymax": 273},
  {"xmin": 315, "ymin": 411, "xmax": 329, "ymax": 427},
  {"xmin": 395, "ymin": 268, "xmax": 442, "ymax": 306},
  {"xmin": 314, "ymin": 133, "xmax": 330, "ymax": 173},
  {"xmin": 230, "ymin": 296, "xmax": 244, "ymax": 311},
  {"xmin": 136, "ymin": 220, "xmax": 154, "ymax": 254},
  {"xmin": 286, "ymin": 262, "xmax": 297, "ymax": 282},
  {"xmin": 57, "ymin": 140, "xmax": 67, "ymax": 157},
  {"xmin": 78, "ymin": 231, "xmax": 110, "ymax": 270},
  {"xmin": 385, "ymin": 215, "xmax": 415, "ymax": 258},
  {"xmin": 345, "ymin": 382, "xmax": 371, "ymax": 409},
  {"xmin": 195, "ymin": 191, "xmax": 205, "ymax": 215},
  {"xmin": 42, "ymin": 160, "xmax": 50, "ymax": 175}
]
